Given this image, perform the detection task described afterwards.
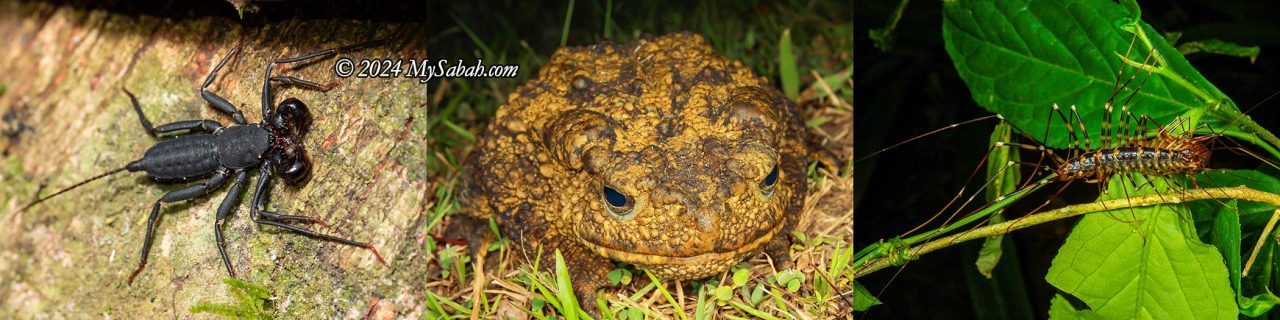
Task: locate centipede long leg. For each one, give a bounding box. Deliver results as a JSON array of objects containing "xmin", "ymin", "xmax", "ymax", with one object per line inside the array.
[
  {"xmin": 1068, "ymin": 105, "xmax": 1094, "ymax": 152},
  {"xmin": 1051, "ymin": 104, "xmax": 1082, "ymax": 159},
  {"xmin": 1113, "ymin": 174, "xmax": 1150, "ymax": 242}
]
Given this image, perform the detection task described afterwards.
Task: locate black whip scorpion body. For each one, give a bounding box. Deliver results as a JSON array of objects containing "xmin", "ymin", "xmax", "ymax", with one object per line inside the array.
[{"xmin": 16, "ymin": 42, "xmax": 386, "ymax": 283}]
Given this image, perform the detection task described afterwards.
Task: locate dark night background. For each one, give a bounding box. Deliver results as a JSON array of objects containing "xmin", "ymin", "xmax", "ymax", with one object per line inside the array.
[{"xmin": 856, "ymin": 0, "xmax": 1280, "ymax": 318}]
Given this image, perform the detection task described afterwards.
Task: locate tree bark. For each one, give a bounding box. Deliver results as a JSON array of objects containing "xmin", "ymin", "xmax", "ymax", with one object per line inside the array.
[{"xmin": 0, "ymin": 2, "xmax": 431, "ymax": 318}]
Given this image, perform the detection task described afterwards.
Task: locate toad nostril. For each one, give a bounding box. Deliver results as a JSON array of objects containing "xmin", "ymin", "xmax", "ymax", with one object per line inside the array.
[
  {"xmin": 673, "ymin": 191, "xmax": 691, "ymax": 207},
  {"xmin": 655, "ymin": 188, "xmax": 690, "ymax": 207}
]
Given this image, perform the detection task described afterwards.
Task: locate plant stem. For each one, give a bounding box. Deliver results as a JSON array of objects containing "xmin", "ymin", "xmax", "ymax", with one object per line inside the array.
[
  {"xmin": 898, "ymin": 175, "xmax": 1051, "ymax": 246},
  {"xmin": 1122, "ymin": 22, "xmax": 1280, "ymax": 159},
  {"xmin": 1220, "ymin": 114, "xmax": 1280, "ymax": 161},
  {"xmin": 851, "ymin": 174, "xmax": 1051, "ymax": 271},
  {"xmin": 854, "ymin": 186, "xmax": 1280, "ymax": 278},
  {"xmin": 1216, "ymin": 128, "xmax": 1280, "ymax": 162}
]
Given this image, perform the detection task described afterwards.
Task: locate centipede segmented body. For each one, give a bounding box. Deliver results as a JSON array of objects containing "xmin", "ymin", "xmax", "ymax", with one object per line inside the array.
[
  {"xmin": 999, "ymin": 95, "xmax": 1222, "ymax": 197},
  {"xmin": 1056, "ymin": 131, "xmax": 1213, "ymax": 183}
]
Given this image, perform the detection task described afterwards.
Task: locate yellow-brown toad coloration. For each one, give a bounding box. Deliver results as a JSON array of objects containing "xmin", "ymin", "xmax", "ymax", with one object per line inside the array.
[{"xmin": 458, "ymin": 32, "xmax": 812, "ymax": 302}]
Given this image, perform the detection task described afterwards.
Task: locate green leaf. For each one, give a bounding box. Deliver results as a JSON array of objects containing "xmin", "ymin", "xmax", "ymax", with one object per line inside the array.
[
  {"xmin": 778, "ymin": 29, "xmax": 799, "ymax": 100},
  {"xmin": 1204, "ymin": 198, "xmax": 1279, "ymax": 316},
  {"xmin": 1248, "ymin": 230, "xmax": 1280, "ymax": 315},
  {"xmin": 1192, "ymin": 170, "xmax": 1280, "ymax": 316},
  {"xmin": 643, "ymin": 269, "xmax": 689, "ymax": 320},
  {"xmin": 972, "ymin": 219, "xmax": 1004, "ymax": 276},
  {"xmin": 853, "ymin": 281, "xmax": 882, "ymax": 311},
  {"xmin": 1176, "ymin": 39, "xmax": 1261, "ymax": 63},
  {"xmin": 624, "ymin": 308, "xmax": 644, "ymax": 320},
  {"xmin": 554, "ymin": 250, "xmax": 581, "ymax": 320},
  {"xmin": 441, "ymin": 119, "xmax": 476, "ymax": 142},
  {"xmin": 438, "ymin": 245, "xmax": 469, "ymax": 279},
  {"xmin": 727, "ymin": 299, "xmax": 785, "ymax": 320},
  {"xmin": 804, "ymin": 116, "xmax": 831, "ymax": 128},
  {"xmin": 1209, "ymin": 199, "xmax": 1243, "ymax": 293},
  {"xmin": 977, "ymin": 121, "xmax": 1021, "ymax": 277},
  {"xmin": 830, "ymin": 243, "xmax": 854, "ymax": 278},
  {"xmin": 785, "ymin": 279, "xmax": 801, "ymax": 292},
  {"xmin": 1239, "ymin": 292, "xmax": 1280, "ymax": 317},
  {"xmin": 531, "ymin": 297, "xmax": 545, "ymax": 313},
  {"xmin": 732, "ymin": 268, "xmax": 750, "ymax": 287},
  {"xmin": 607, "ymin": 268, "xmax": 633, "ymax": 286},
  {"xmin": 694, "ymin": 283, "xmax": 711, "ymax": 320},
  {"xmin": 812, "ymin": 271, "xmax": 831, "ymax": 297},
  {"xmin": 750, "ymin": 284, "xmax": 765, "ymax": 305},
  {"xmin": 774, "ymin": 269, "xmax": 804, "ymax": 292},
  {"xmin": 715, "ymin": 286, "xmax": 733, "ymax": 301},
  {"xmin": 804, "ymin": 66, "xmax": 853, "ymax": 100},
  {"xmin": 942, "ymin": 0, "xmax": 1240, "ymax": 149},
  {"xmin": 869, "ymin": 0, "xmax": 909, "ymax": 51},
  {"xmin": 792, "ymin": 230, "xmax": 808, "ymax": 246},
  {"xmin": 1048, "ymin": 294, "xmax": 1108, "ymax": 320},
  {"xmin": 1046, "ymin": 177, "xmax": 1236, "ymax": 319}
]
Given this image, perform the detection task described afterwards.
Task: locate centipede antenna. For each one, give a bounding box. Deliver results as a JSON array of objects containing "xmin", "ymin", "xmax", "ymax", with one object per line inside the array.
[
  {"xmin": 855, "ymin": 114, "xmax": 1000, "ymax": 163},
  {"xmin": 1243, "ymin": 90, "xmax": 1280, "ymax": 117},
  {"xmin": 11, "ymin": 166, "xmax": 129, "ymax": 217},
  {"xmin": 872, "ymin": 167, "xmax": 1049, "ymax": 307},
  {"xmin": 1218, "ymin": 89, "xmax": 1280, "ymax": 134},
  {"xmin": 1229, "ymin": 145, "xmax": 1280, "ymax": 172},
  {"xmin": 874, "ymin": 158, "xmax": 1033, "ymax": 300},
  {"xmin": 897, "ymin": 148, "xmax": 991, "ymax": 237}
]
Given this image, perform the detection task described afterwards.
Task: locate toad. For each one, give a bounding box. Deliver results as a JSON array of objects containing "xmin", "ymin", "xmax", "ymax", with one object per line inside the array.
[{"xmin": 457, "ymin": 32, "xmax": 818, "ymax": 305}]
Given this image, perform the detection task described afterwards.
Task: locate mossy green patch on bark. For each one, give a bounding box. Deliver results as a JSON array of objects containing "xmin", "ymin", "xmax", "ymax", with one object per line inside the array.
[{"xmin": 190, "ymin": 278, "xmax": 275, "ymax": 320}]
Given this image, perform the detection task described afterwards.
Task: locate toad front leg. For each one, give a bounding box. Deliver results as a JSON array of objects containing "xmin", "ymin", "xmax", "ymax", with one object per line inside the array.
[
  {"xmin": 455, "ymin": 181, "xmax": 611, "ymax": 316},
  {"xmin": 516, "ymin": 227, "xmax": 614, "ymax": 317},
  {"xmin": 487, "ymin": 202, "xmax": 609, "ymax": 316}
]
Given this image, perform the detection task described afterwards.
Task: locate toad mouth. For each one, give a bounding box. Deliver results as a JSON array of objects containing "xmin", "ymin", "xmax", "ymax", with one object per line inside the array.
[{"xmin": 576, "ymin": 219, "xmax": 785, "ymax": 267}]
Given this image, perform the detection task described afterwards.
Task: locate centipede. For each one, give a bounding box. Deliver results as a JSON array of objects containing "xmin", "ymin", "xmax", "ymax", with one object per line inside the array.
[
  {"xmin": 875, "ymin": 40, "xmax": 1213, "ymax": 244},
  {"xmin": 854, "ymin": 2, "xmax": 1280, "ymax": 316}
]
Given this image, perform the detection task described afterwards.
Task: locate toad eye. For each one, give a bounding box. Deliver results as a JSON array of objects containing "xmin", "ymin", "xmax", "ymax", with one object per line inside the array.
[
  {"xmin": 603, "ymin": 186, "xmax": 628, "ymax": 207},
  {"xmin": 602, "ymin": 185, "xmax": 634, "ymax": 216},
  {"xmin": 761, "ymin": 164, "xmax": 779, "ymax": 188}
]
